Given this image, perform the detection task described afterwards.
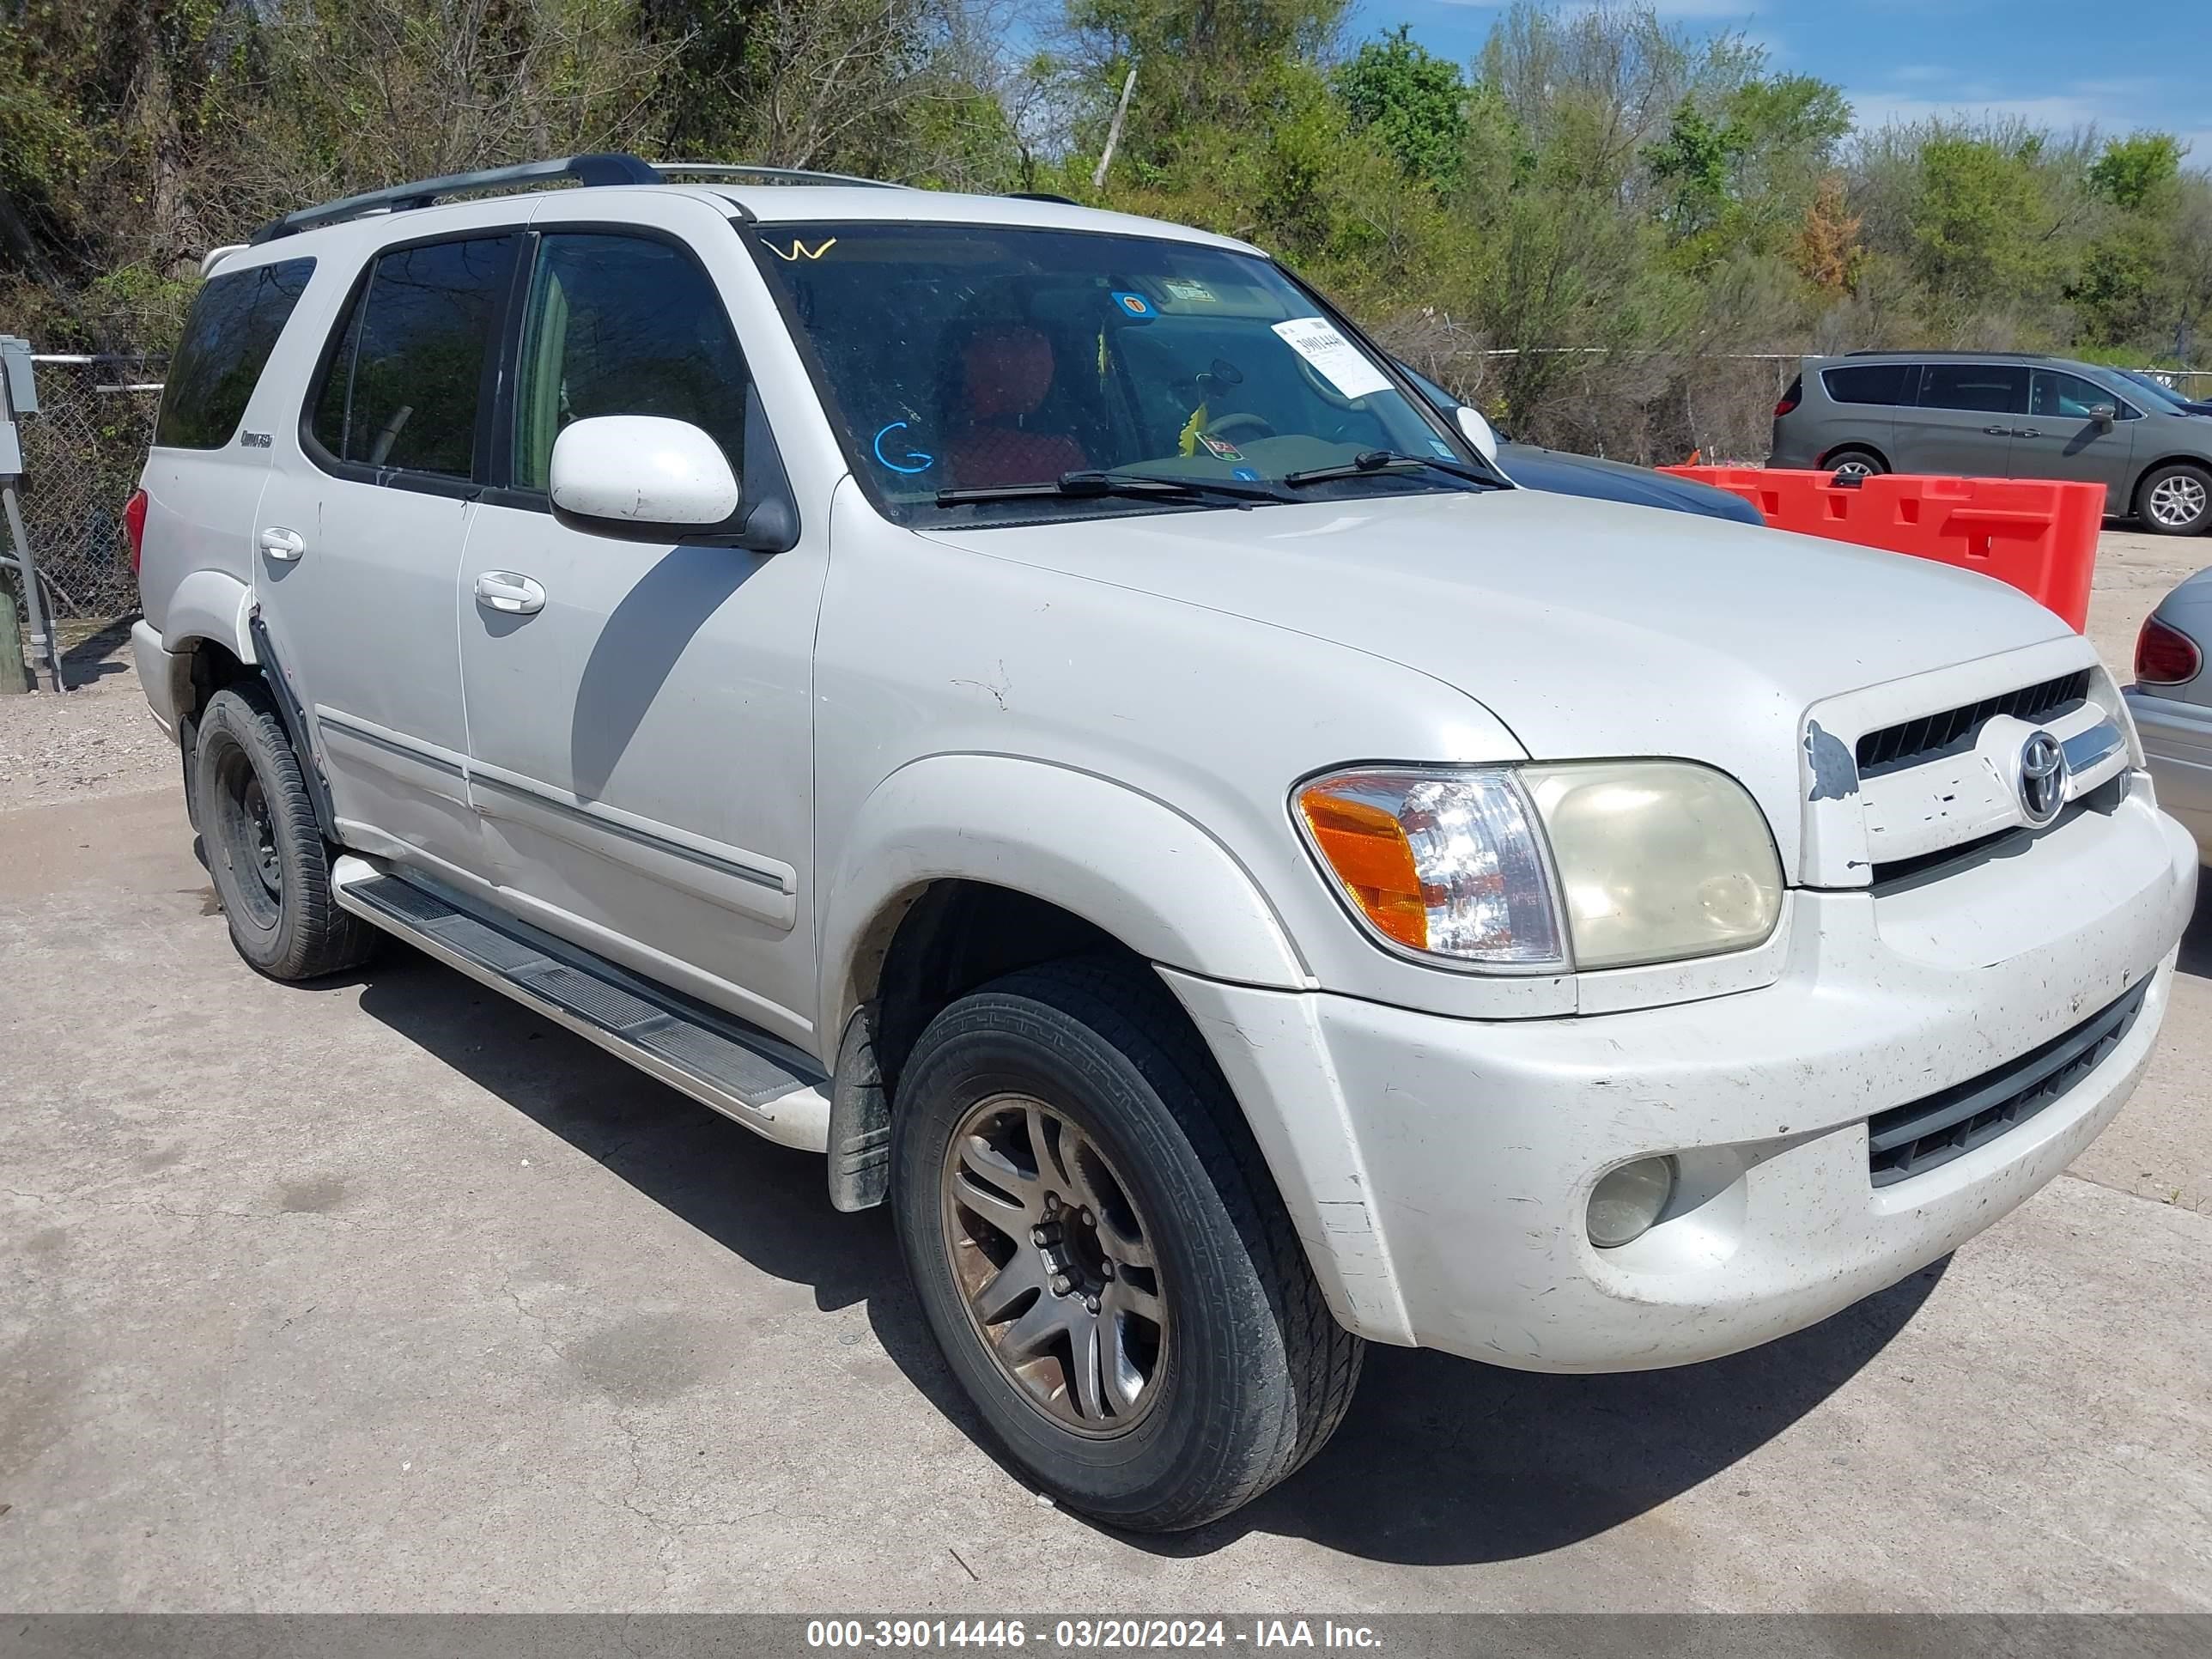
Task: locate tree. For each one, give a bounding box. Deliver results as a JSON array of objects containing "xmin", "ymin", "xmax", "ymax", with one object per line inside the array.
[
  {"xmin": 1794, "ymin": 172, "xmax": 1862, "ymax": 295},
  {"xmin": 2090, "ymin": 132, "xmax": 2183, "ymax": 211},
  {"xmin": 1909, "ymin": 130, "xmax": 2057, "ymax": 308},
  {"xmin": 1332, "ymin": 26, "xmax": 1466, "ymax": 187}
]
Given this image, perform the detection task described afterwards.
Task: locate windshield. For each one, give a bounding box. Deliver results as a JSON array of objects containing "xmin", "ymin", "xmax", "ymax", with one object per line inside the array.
[
  {"xmin": 750, "ymin": 222, "xmax": 1486, "ymax": 522},
  {"xmin": 2120, "ymin": 368, "xmax": 2193, "ymax": 412}
]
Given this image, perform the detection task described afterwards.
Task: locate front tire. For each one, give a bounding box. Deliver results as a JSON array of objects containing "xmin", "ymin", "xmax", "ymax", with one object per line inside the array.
[
  {"xmin": 2136, "ymin": 463, "xmax": 2212, "ymax": 536},
  {"xmin": 193, "ymin": 684, "xmax": 374, "ymax": 981},
  {"xmin": 890, "ymin": 960, "xmax": 1362, "ymax": 1532}
]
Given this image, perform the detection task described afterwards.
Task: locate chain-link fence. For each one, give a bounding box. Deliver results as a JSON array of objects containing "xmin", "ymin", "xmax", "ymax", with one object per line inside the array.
[{"xmin": 14, "ymin": 355, "xmax": 165, "ymax": 621}]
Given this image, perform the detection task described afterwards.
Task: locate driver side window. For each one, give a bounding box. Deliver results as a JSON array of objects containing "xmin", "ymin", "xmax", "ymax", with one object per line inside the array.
[
  {"xmin": 512, "ymin": 233, "xmax": 750, "ymax": 493},
  {"xmin": 2033, "ymin": 369, "xmax": 2124, "ymax": 422}
]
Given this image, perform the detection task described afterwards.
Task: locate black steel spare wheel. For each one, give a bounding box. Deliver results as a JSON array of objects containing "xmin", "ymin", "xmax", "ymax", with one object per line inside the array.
[{"xmin": 193, "ymin": 683, "xmax": 374, "ymax": 981}]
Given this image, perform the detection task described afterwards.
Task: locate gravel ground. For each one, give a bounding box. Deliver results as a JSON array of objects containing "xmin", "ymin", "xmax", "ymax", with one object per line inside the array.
[{"xmin": 0, "ymin": 622, "xmax": 173, "ymax": 812}]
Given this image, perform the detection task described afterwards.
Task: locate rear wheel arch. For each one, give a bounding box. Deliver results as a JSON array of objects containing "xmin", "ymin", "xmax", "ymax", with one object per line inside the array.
[
  {"xmin": 1818, "ymin": 442, "xmax": 1890, "ymax": 476},
  {"xmin": 177, "ymin": 636, "xmax": 249, "ymax": 726}
]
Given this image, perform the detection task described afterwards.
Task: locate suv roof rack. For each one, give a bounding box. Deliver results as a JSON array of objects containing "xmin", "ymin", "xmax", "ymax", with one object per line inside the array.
[
  {"xmin": 247, "ymin": 153, "xmax": 903, "ymax": 246},
  {"xmin": 251, "ymin": 153, "xmax": 661, "ymax": 244},
  {"xmin": 652, "ymin": 161, "xmax": 903, "ymax": 189},
  {"xmin": 1844, "ymin": 349, "xmax": 2066, "ymax": 361}
]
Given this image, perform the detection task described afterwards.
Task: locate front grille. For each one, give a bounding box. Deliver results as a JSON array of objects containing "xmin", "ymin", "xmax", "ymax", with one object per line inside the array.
[
  {"xmin": 1855, "ymin": 670, "xmax": 2092, "ymax": 776},
  {"xmin": 1867, "ymin": 981, "xmax": 2148, "ymax": 1187}
]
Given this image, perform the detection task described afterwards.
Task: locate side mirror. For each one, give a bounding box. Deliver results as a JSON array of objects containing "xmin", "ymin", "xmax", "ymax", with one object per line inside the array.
[
  {"xmin": 2089, "ymin": 403, "xmax": 2118, "ymax": 429},
  {"xmin": 1455, "ymin": 404, "xmax": 1500, "ymax": 464},
  {"xmin": 550, "ymin": 416, "xmax": 740, "ymax": 530}
]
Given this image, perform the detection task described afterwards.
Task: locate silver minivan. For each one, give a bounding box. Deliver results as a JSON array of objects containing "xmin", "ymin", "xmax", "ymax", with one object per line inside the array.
[{"xmin": 1771, "ymin": 351, "xmax": 2212, "ymax": 535}]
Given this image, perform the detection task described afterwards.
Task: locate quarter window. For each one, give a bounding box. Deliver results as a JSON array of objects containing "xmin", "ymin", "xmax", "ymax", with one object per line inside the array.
[
  {"xmin": 1918, "ymin": 363, "xmax": 2028, "ymax": 416},
  {"xmin": 311, "ymin": 235, "xmax": 515, "ymax": 478},
  {"xmin": 512, "ymin": 233, "xmax": 750, "ymax": 493},
  {"xmin": 1821, "ymin": 363, "xmax": 1911, "ymax": 406},
  {"xmin": 155, "ymin": 258, "xmax": 315, "ymax": 449}
]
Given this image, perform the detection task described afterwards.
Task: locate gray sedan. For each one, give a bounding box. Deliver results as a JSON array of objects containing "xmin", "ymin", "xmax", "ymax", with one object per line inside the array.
[{"xmin": 2125, "ymin": 568, "xmax": 2212, "ymax": 858}]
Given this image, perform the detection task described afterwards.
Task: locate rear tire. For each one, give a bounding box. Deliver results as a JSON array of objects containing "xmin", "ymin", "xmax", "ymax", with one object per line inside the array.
[
  {"xmin": 1822, "ymin": 447, "xmax": 1887, "ymax": 480},
  {"xmin": 890, "ymin": 958, "xmax": 1362, "ymax": 1532},
  {"xmin": 2136, "ymin": 463, "xmax": 2212, "ymax": 536},
  {"xmin": 193, "ymin": 684, "xmax": 375, "ymax": 981}
]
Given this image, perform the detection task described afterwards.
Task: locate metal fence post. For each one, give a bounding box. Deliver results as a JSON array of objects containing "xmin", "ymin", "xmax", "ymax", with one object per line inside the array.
[{"xmin": 0, "ymin": 337, "xmax": 64, "ymax": 691}]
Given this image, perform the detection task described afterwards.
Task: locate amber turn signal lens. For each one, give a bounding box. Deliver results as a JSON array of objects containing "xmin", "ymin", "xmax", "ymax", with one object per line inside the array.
[{"xmin": 1297, "ymin": 784, "xmax": 1427, "ymax": 950}]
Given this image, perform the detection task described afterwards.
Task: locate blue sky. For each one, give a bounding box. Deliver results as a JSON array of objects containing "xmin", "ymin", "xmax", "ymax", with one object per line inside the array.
[{"xmin": 1350, "ymin": 0, "xmax": 2212, "ymax": 160}]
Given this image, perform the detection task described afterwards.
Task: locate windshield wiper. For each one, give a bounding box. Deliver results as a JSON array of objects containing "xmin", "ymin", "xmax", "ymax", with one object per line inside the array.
[
  {"xmin": 934, "ymin": 470, "xmax": 1285, "ymax": 507},
  {"xmin": 1282, "ymin": 450, "xmax": 1504, "ymax": 489}
]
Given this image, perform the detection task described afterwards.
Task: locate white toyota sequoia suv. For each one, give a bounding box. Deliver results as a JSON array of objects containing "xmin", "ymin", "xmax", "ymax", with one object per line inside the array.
[{"xmin": 127, "ymin": 155, "xmax": 2196, "ymax": 1531}]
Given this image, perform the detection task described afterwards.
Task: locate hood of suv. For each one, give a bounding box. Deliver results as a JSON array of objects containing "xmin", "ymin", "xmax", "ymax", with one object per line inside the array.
[{"xmin": 922, "ymin": 487, "xmax": 2076, "ymax": 878}]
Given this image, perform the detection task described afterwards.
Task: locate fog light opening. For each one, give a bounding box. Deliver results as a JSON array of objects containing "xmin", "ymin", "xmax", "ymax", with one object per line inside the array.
[{"xmin": 1587, "ymin": 1155, "xmax": 1679, "ymax": 1249}]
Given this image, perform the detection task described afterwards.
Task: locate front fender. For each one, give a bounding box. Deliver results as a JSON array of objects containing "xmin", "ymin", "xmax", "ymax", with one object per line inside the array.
[
  {"xmin": 819, "ymin": 753, "xmax": 1408, "ymax": 1341},
  {"xmin": 160, "ymin": 568, "xmax": 257, "ymax": 665},
  {"xmin": 819, "ymin": 753, "xmax": 1308, "ymax": 1034}
]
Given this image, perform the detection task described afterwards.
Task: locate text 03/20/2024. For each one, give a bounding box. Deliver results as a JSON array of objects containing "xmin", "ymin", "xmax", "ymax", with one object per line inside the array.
[{"xmin": 804, "ymin": 1621, "xmax": 1384, "ymax": 1650}]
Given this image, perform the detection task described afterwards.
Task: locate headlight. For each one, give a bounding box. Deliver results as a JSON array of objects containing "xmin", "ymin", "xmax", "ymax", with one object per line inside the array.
[
  {"xmin": 1296, "ymin": 761, "xmax": 1781, "ymax": 972},
  {"xmin": 1295, "ymin": 769, "xmax": 1565, "ymax": 966}
]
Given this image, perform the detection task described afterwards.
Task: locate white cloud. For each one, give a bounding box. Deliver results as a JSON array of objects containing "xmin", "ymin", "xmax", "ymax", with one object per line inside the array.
[{"xmin": 1845, "ymin": 85, "xmax": 2205, "ymax": 149}]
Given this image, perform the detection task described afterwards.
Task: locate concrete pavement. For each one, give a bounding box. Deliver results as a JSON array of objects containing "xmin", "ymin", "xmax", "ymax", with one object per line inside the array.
[{"xmin": 3, "ymin": 783, "xmax": 2209, "ymax": 1613}]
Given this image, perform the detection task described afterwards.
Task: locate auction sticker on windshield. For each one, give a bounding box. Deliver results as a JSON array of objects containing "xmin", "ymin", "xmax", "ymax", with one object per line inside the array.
[{"xmin": 1271, "ymin": 317, "xmax": 1391, "ymax": 399}]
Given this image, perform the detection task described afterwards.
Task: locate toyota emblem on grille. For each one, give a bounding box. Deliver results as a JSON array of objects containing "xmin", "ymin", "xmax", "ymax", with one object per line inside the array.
[{"xmin": 2018, "ymin": 731, "xmax": 2068, "ymax": 825}]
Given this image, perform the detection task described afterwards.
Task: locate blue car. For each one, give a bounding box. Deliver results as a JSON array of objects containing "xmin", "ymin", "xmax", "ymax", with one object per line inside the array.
[{"xmin": 1397, "ymin": 362, "xmax": 1765, "ymax": 526}]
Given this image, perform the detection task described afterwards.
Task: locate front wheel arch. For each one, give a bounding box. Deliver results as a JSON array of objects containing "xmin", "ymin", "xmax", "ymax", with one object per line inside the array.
[{"xmin": 2133, "ymin": 459, "xmax": 2212, "ymax": 534}]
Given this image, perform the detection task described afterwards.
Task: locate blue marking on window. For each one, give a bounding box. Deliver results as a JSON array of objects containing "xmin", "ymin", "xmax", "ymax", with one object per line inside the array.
[{"xmin": 873, "ymin": 420, "xmax": 934, "ymax": 475}]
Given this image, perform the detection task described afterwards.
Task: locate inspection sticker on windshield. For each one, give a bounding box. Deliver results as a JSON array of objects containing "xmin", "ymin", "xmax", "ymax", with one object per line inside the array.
[
  {"xmin": 1271, "ymin": 318, "xmax": 1391, "ymax": 398},
  {"xmin": 1162, "ymin": 277, "xmax": 1216, "ymax": 303}
]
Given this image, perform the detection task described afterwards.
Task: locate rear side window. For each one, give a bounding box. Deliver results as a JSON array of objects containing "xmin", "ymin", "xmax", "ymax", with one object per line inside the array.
[
  {"xmin": 1919, "ymin": 362, "xmax": 2028, "ymax": 415},
  {"xmin": 311, "ymin": 235, "xmax": 515, "ymax": 478},
  {"xmin": 155, "ymin": 258, "xmax": 316, "ymax": 449},
  {"xmin": 1821, "ymin": 363, "xmax": 1911, "ymax": 406}
]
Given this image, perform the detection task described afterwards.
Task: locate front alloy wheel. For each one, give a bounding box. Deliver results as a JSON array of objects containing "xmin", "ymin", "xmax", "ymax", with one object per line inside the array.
[
  {"xmin": 2148, "ymin": 470, "xmax": 2209, "ymax": 532},
  {"xmin": 943, "ymin": 1094, "xmax": 1168, "ymax": 1434},
  {"xmin": 890, "ymin": 960, "xmax": 1364, "ymax": 1531}
]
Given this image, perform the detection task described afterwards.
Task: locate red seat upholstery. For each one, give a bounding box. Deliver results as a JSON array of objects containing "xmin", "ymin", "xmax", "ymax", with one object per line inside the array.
[{"xmin": 944, "ymin": 325, "xmax": 1087, "ymax": 488}]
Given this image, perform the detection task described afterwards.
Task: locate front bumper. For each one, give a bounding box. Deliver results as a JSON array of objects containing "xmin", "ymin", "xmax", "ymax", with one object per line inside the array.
[{"xmin": 1167, "ymin": 785, "xmax": 2194, "ymax": 1373}]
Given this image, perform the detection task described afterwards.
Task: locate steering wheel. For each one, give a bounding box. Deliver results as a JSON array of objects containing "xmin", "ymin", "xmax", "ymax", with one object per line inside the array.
[{"xmin": 1205, "ymin": 411, "xmax": 1275, "ymax": 446}]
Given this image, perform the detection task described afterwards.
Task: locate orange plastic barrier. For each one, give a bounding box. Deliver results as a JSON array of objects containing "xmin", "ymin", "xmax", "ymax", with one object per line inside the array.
[{"xmin": 1657, "ymin": 466, "xmax": 2101, "ymax": 630}]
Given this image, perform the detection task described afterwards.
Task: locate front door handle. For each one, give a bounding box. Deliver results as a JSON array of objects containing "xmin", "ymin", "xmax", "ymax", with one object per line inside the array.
[
  {"xmin": 473, "ymin": 570, "xmax": 546, "ymax": 616},
  {"xmin": 2014, "ymin": 427, "xmax": 2040, "ymax": 439},
  {"xmin": 258, "ymin": 526, "xmax": 305, "ymax": 561}
]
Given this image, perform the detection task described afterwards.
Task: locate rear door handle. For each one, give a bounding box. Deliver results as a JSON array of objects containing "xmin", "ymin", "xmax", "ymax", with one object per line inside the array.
[
  {"xmin": 1983, "ymin": 425, "xmax": 2013, "ymax": 436},
  {"xmin": 473, "ymin": 570, "xmax": 546, "ymax": 616},
  {"xmin": 258, "ymin": 526, "xmax": 305, "ymax": 561}
]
